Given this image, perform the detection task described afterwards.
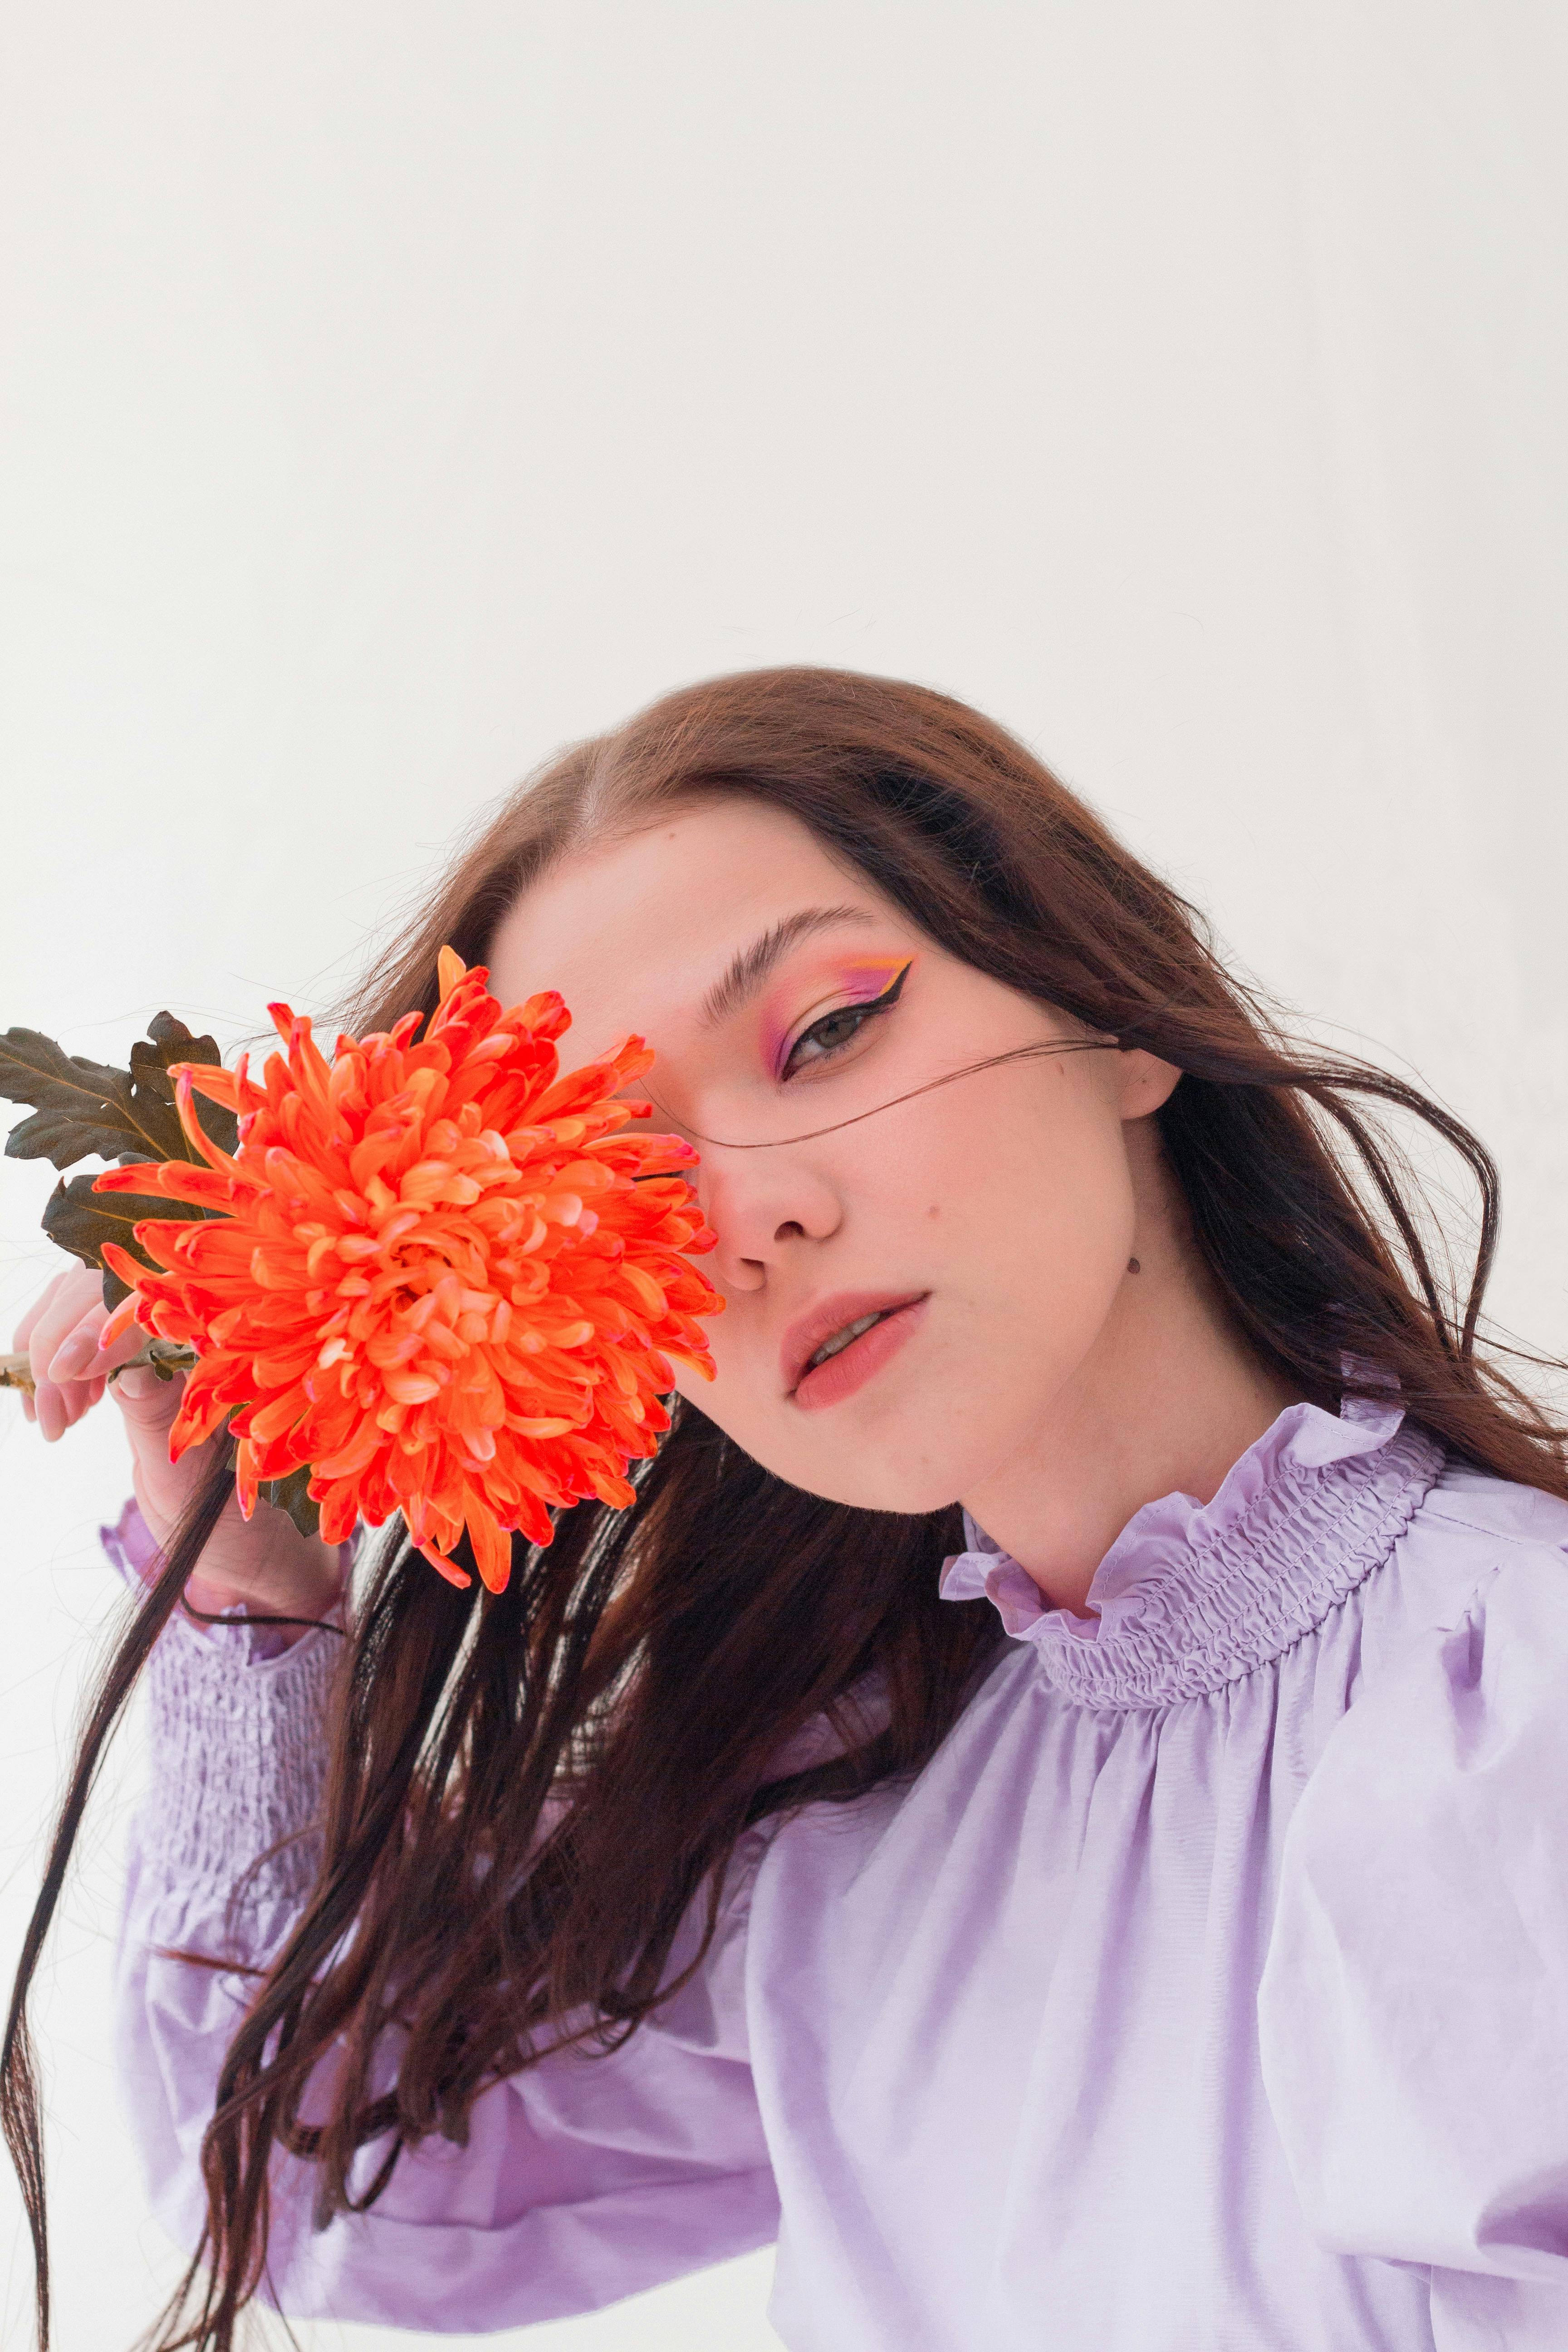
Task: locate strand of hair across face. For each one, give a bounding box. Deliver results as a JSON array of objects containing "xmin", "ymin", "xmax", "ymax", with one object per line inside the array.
[{"xmin": 647, "ymin": 1036, "xmax": 1116, "ymax": 1151}]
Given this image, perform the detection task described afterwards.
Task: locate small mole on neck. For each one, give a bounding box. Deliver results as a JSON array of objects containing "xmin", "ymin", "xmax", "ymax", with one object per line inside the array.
[{"xmin": 1126, "ymin": 1256, "xmax": 1141, "ymax": 1274}]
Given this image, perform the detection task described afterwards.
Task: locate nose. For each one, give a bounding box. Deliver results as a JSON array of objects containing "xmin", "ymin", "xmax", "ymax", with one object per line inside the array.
[{"xmin": 698, "ymin": 1150, "xmax": 843, "ymax": 1293}]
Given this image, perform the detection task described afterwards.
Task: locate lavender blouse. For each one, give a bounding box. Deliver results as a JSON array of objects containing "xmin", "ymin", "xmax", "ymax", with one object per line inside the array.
[{"xmin": 110, "ymin": 1395, "xmax": 1568, "ymax": 2349}]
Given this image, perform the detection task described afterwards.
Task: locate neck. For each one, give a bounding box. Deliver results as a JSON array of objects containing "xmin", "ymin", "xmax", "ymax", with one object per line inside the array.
[{"xmin": 960, "ymin": 1137, "xmax": 1305, "ymax": 1617}]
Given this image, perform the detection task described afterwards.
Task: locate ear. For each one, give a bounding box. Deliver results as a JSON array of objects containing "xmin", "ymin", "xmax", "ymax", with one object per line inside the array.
[{"xmin": 1112, "ymin": 1047, "xmax": 1182, "ymax": 1122}]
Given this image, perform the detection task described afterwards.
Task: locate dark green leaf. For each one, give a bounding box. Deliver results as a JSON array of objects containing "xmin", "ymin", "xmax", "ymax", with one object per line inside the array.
[
  {"xmin": 257, "ymin": 1464, "xmax": 322, "ymax": 1543},
  {"xmin": 1, "ymin": 1014, "xmax": 237, "ymax": 1170},
  {"xmin": 129, "ymin": 1015, "xmax": 239, "ymax": 1156},
  {"xmin": 0, "ymin": 1031, "xmax": 147, "ymax": 1167},
  {"xmin": 41, "ymin": 1170, "xmax": 208, "ymax": 1305},
  {"xmin": 147, "ymin": 1012, "xmax": 223, "ymax": 1067}
]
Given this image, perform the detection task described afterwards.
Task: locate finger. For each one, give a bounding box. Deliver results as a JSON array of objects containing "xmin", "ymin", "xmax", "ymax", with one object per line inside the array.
[
  {"xmin": 35, "ymin": 1294, "xmax": 126, "ymax": 1438},
  {"xmin": 110, "ymin": 1363, "xmax": 186, "ymax": 1431},
  {"xmin": 47, "ymin": 1302, "xmax": 109, "ymax": 1385},
  {"xmin": 14, "ymin": 1267, "xmax": 70, "ymax": 1355},
  {"xmin": 54, "ymin": 1359, "xmax": 114, "ymax": 1432},
  {"xmin": 27, "ymin": 1266, "xmax": 105, "ymax": 1392},
  {"xmin": 34, "ymin": 1358, "xmax": 106, "ymax": 1440},
  {"xmin": 83, "ymin": 1311, "xmax": 152, "ymax": 1376},
  {"xmin": 34, "ymin": 1377, "xmax": 69, "ymax": 1442},
  {"xmin": 49, "ymin": 1298, "xmax": 144, "ymax": 1383},
  {"xmin": 13, "ymin": 1265, "xmax": 106, "ymax": 1448},
  {"xmin": 13, "ymin": 1259, "xmax": 103, "ymax": 1352},
  {"xmin": 31, "ymin": 1256, "xmax": 103, "ymax": 1337}
]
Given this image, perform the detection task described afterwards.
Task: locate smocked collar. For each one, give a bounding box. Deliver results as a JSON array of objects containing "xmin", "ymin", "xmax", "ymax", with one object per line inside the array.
[{"xmin": 940, "ymin": 1394, "xmax": 1444, "ymax": 1710}]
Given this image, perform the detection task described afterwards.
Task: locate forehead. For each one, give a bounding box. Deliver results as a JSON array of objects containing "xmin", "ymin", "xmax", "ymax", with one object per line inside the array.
[{"xmin": 485, "ymin": 798, "xmax": 889, "ymax": 1064}]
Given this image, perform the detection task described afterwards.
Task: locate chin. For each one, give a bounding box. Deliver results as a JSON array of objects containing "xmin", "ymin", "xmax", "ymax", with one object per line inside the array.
[
  {"xmin": 779, "ymin": 1466, "xmax": 964, "ymax": 1518},
  {"xmin": 683, "ymin": 1362, "xmax": 1023, "ymax": 1521},
  {"xmin": 733, "ymin": 1422, "xmax": 977, "ymax": 1519}
]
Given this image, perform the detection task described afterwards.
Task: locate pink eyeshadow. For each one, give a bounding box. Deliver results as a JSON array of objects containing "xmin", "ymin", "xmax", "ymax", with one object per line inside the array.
[{"xmin": 762, "ymin": 955, "xmax": 914, "ymax": 1077}]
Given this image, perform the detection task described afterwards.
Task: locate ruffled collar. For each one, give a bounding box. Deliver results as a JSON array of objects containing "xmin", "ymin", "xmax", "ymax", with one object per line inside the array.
[{"xmin": 939, "ymin": 1394, "xmax": 1444, "ymax": 1710}]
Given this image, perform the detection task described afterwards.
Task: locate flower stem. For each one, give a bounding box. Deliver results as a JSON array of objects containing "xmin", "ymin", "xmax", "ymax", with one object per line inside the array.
[{"xmin": 0, "ymin": 1340, "xmax": 198, "ymax": 1394}]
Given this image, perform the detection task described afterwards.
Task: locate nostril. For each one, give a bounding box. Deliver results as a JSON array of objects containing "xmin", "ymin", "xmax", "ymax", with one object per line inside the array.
[{"xmin": 773, "ymin": 1220, "xmax": 806, "ymax": 1242}]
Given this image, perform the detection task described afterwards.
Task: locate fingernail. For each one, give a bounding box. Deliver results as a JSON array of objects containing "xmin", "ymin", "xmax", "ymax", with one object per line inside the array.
[
  {"xmin": 49, "ymin": 1335, "xmax": 95, "ymax": 1382},
  {"xmin": 36, "ymin": 1384, "xmax": 66, "ymax": 1441},
  {"xmin": 113, "ymin": 1367, "xmax": 157, "ymax": 1402}
]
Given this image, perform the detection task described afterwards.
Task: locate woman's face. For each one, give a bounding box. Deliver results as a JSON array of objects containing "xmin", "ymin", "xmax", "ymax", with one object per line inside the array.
[{"xmin": 487, "ymin": 799, "xmax": 1176, "ymax": 1519}]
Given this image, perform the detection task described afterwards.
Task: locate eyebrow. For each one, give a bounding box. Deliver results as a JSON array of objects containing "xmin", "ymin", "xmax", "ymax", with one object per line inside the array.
[{"xmin": 699, "ymin": 905, "xmax": 873, "ymax": 1028}]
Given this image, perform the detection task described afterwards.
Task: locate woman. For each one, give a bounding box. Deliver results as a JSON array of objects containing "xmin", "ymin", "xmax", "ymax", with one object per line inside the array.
[{"xmin": 12, "ymin": 667, "xmax": 1568, "ymax": 2351}]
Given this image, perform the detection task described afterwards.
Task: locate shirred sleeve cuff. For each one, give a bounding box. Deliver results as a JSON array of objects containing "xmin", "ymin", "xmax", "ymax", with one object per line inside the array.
[
  {"xmin": 99, "ymin": 1494, "xmax": 348, "ymax": 1904},
  {"xmin": 138, "ymin": 1607, "xmax": 343, "ymax": 1906}
]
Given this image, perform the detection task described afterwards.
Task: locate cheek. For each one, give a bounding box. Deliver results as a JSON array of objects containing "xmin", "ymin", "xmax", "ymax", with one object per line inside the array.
[
  {"xmin": 669, "ymin": 1342, "xmax": 764, "ymax": 1454},
  {"xmin": 665, "ymin": 1076, "xmax": 1137, "ymax": 1475},
  {"xmin": 994, "ymin": 1107, "xmax": 1137, "ymax": 1328},
  {"xmin": 902, "ymin": 1074, "xmax": 1119, "ymax": 1225},
  {"xmin": 936, "ymin": 1073, "xmax": 1137, "ymax": 1310}
]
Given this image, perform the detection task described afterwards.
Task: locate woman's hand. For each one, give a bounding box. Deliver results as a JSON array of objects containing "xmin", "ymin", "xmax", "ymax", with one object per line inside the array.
[{"xmin": 14, "ymin": 1259, "xmax": 346, "ymax": 1632}]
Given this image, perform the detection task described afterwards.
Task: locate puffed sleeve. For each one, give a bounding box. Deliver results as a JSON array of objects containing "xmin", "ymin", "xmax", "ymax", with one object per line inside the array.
[
  {"xmin": 1258, "ymin": 1531, "xmax": 1568, "ymax": 2352},
  {"xmin": 115, "ymin": 1582, "xmax": 778, "ymax": 2331}
]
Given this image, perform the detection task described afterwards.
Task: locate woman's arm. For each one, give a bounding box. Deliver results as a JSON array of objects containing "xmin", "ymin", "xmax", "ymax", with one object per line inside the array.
[
  {"xmin": 1259, "ymin": 1478, "xmax": 1568, "ymax": 2351},
  {"xmin": 114, "ymin": 1521, "xmax": 780, "ymax": 2331},
  {"xmin": 16, "ymin": 1258, "xmax": 777, "ymax": 2327}
]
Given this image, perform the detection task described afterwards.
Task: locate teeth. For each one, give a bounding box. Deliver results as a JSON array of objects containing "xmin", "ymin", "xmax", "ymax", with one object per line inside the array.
[{"xmin": 807, "ymin": 1309, "xmax": 888, "ymax": 1372}]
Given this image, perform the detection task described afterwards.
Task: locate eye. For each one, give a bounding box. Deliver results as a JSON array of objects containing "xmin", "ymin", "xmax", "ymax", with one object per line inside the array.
[{"xmin": 780, "ymin": 961, "xmax": 912, "ymax": 1080}]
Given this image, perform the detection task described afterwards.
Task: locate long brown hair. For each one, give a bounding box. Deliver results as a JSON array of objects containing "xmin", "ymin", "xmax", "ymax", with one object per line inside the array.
[{"xmin": 6, "ymin": 667, "xmax": 1565, "ymax": 2348}]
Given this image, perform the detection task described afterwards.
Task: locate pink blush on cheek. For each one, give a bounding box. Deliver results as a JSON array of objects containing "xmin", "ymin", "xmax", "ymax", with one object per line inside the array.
[{"xmin": 762, "ymin": 955, "xmax": 915, "ymax": 1077}]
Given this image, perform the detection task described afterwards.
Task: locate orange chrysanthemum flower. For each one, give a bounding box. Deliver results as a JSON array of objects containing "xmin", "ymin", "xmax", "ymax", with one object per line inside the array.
[{"xmin": 95, "ymin": 949, "xmax": 721, "ymax": 1591}]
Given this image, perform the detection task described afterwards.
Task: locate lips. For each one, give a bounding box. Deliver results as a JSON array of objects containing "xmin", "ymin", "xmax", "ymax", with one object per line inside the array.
[{"xmin": 781, "ymin": 1289, "xmax": 930, "ymax": 1396}]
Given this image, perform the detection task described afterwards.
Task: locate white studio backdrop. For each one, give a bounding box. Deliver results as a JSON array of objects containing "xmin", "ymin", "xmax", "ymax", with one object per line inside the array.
[{"xmin": 1, "ymin": 4, "xmax": 1564, "ymax": 2345}]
